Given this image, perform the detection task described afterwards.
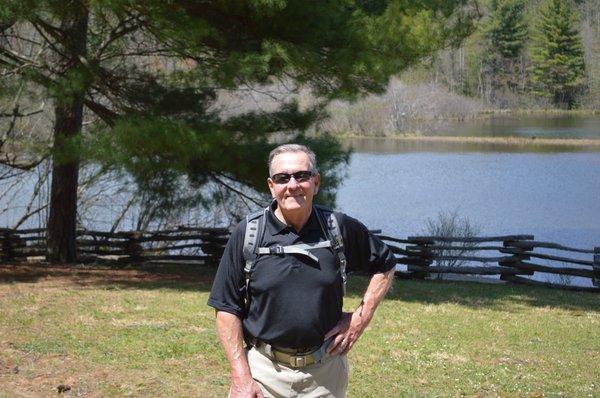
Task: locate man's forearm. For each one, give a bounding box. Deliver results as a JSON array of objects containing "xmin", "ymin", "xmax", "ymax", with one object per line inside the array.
[
  {"xmin": 215, "ymin": 311, "xmax": 264, "ymax": 397},
  {"xmin": 358, "ymin": 267, "xmax": 395, "ymax": 321},
  {"xmin": 215, "ymin": 311, "xmax": 252, "ymax": 380}
]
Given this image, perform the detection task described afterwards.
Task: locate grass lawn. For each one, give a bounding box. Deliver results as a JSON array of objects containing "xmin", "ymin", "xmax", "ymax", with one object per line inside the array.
[{"xmin": 0, "ymin": 264, "xmax": 598, "ymax": 397}]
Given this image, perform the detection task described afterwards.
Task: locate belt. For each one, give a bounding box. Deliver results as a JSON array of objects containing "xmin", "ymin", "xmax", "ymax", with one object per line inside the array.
[{"xmin": 247, "ymin": 336, "xmax": 333, "ymax": 368}]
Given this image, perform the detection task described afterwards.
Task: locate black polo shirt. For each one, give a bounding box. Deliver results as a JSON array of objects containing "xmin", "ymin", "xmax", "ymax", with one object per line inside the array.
[{"xmin": 207, "ymin": 204, "xmax": 396, "ymax": 349}]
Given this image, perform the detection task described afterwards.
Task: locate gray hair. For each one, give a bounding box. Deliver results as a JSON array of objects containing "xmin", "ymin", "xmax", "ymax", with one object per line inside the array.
[{"xmin": 268, "ymin": 144, "xmax": 318, "ymax": 176}]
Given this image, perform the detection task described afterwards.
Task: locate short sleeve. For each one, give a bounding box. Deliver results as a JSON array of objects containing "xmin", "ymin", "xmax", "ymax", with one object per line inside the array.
[
  {"xmin": 338, "ymin": 213, "xmax": 396, "ymax": 275},
  {"xmin": 207, "ymin": 220, "xmax": 247, "ymax": 318}
]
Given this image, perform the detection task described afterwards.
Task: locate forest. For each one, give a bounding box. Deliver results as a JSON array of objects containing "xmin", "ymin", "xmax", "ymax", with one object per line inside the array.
[
  {"xmin": 320, "ymin": 0, "xmax": 600, "ymax": 136},
  {"xmin": 430, "ymin": 0, "xmax": 597, "ymax": 109}
]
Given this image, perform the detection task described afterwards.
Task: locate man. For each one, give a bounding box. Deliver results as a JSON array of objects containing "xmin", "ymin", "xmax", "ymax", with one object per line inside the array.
[{"xmin": 208, "ymin": 144, "xmax": 396, "ymax": 397}]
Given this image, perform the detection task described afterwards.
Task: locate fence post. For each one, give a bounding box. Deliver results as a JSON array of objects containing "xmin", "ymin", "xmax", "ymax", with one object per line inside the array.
[
  {"xmin": 405, "ymin": 237, "xmax": 434, "ymax": 279},
  {"xmin": 1, "ymin": 230, "xmax": 12, "ymax": 262},
  {"xmin": 200, "ymin": 233, "xmax": 220, "ymax": 266},
  {"xmin": 0, "ymin": 230, "xmax": 22, "ymax": 262},
  {"xmin": 593, "ymin": 247, "xmax": 600, "ymax": 287},
  {"xmin": 500, "ymin": 237, "xmax": 534, "ymax": 281},
  {"xmin": 126, "ymin": 232, "xmax": 143, "ymax": 265}
]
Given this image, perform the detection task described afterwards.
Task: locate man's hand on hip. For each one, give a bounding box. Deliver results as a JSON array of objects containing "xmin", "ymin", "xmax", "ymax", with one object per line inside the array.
[
  {"xmin": 325, "ymin": 268, "xmax": 395, "ymax": 356},
  {"xmin": 324, "ymin": 309, "xmax": 369, "ymax": 356}
]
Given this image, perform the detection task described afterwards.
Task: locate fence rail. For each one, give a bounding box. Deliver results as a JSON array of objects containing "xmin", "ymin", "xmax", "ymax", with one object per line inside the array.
[
  {"xmin": 1, "ymin": 227, "xmax": 598, "ymax": 292},
  {"xmin": 378, "ymin": 234, "xmax": 600, "ymax": 292},
  {"xmin": 0, "ymin": 227, "xmax": 229, "ymax": 265}
]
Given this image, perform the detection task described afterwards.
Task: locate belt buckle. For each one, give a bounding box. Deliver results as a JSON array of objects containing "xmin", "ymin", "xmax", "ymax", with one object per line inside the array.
[{"xmin": 289, "ymin": 355, "xmax": 307, "ymax": 368}]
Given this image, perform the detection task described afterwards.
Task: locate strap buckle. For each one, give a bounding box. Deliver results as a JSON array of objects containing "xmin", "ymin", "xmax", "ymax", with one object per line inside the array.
[
  {"xmin": 270, "ymin": 245, "xmax": 284, "ymax": 255},
  {"xmin": 289, "ymin": 355, "xmax": 307, "ymax": 367}
]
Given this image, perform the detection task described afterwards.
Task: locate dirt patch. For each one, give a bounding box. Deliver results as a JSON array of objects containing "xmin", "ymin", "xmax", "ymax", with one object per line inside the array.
[
  {"xmin": 0, "ymin": 340, "xmax": 147, "ymax": 398},
  {"xmin": 0, "ymin": 342, "xmax": 90, "ymax": 397}
]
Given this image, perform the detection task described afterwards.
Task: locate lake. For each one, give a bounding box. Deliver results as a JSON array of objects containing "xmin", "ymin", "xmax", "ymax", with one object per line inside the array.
[
  {"xmin": 336, "ymin": 122, "xmax": 600, "ymax": 286},
  {"xmin": 336, "ymin": 149, "xmax": 600, "ymax": 250}
]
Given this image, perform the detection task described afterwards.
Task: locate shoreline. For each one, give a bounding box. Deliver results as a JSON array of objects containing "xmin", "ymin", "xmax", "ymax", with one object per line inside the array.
[
  {"xmin": 478, "ymin": 108, "xmax": 600, "ymax": 117},
  {"xmin": 339, "ymin": 134, "xmax": 600, "ymax": 148}
]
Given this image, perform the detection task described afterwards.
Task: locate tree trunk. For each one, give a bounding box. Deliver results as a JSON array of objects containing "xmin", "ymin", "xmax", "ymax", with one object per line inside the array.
[
  {"xmin": 46, "ymin": 5, "xmax": 88, "ymax": 263},
  {"xmin": 47, "ymin": 107, "xmax": 83, "ymax": 263}
]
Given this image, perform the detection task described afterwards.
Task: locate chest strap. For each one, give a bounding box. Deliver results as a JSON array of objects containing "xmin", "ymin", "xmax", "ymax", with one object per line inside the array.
[
  {"xmin": 257, "ymin": 240, "xmax": 332, "ymax": 262},
  {"xmin": 242, "ymin": 204, "xmax": 346, "ymax": 312}
]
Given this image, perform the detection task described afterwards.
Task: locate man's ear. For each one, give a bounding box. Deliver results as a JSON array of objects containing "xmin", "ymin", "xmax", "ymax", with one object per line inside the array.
[
  {"xmin": 313, "ymin": 173, "xmax": 321, "ymax": 195},
  {"xmin": 267, "ymin": 178, "xmax": 275, "ymax": 197}
]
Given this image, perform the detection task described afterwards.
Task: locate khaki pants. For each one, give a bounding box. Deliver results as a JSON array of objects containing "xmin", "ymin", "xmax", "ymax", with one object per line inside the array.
[{"xmin": 246, "ymin": 346, "xmax": 349, "ymax": 397}]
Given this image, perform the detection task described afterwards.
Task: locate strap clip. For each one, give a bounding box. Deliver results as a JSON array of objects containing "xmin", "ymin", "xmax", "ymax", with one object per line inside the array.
[{"xmin": 270, "ymin": 245, "xmax": 284, "ymax": 255}]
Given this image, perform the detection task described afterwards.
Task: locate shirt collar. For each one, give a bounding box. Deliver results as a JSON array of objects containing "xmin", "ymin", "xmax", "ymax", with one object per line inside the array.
[{"xmin": 266, "ymin": 201, "xmax": 322, "ymax": 235}]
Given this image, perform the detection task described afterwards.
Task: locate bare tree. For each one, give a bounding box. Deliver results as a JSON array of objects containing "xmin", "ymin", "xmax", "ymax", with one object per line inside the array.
[
  {"xmin": 424, "ymin": 209, "xmax": 481, "ymax": 280},
  {"xmin": 320, "ymin": 78, "xmax": 483, "ymax": 136}
]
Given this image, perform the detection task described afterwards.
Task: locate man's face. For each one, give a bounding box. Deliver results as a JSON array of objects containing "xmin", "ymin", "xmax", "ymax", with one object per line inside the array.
[{"xmin": 268, "ymin": 151, "xmax": 320, "ymax": 214}]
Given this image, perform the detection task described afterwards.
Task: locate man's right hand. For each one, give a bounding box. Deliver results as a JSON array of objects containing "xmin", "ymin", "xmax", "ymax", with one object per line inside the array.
[{"xmin": 229, "ymin": 376, "xmax": 264, "ymax": 398}]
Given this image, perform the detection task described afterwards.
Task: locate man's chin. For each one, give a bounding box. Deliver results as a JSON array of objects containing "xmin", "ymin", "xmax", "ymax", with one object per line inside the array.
[{"xmin": 283, "ymin": 196, "xmax": 308, "ymax": 209}]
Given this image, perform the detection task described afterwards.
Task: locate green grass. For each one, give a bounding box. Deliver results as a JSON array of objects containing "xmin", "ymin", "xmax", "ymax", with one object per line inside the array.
[{"xmin": 0, "ymin": 265, "xmax": 598, "ymax": 397}]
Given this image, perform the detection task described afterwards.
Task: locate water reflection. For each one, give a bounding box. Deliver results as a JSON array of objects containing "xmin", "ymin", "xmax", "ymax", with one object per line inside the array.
[
  {"xmin": 438, "ymin": 114, "xmax": 600, "ymax": 139},
  {"xmin": 340, "ymin": 114, "xmax": 600, "ymax": 153}
]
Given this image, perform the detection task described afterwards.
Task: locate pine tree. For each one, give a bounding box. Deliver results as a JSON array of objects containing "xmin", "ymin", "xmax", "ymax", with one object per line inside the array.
[
  {"xmin": 1, "ymin": 1, "xmax": 478, "ymax": 262},
  {"xmin": 529, "ymin": 0, "xmax": 586, "ymax": 108},
  {"xmin": 481, "ymin": 0, "xmax": 528, "ymax": 103},
  {"xmin": 488, "ymin": 0, "xmax": 528, "ymax": 59}
]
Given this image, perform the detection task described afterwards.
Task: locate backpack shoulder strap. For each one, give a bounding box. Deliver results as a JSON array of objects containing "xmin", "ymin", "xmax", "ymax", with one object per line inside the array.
[
  {"xmin": 242, "ymin": 207, "xmax": 268, "ymax": 311},
  {"xmin": 314, "ymin": 205, "xmax": 348, "ymax": 295},
  {"xmin": 243, "ymin": 209, "xmax": 265, "ymax": 263}
]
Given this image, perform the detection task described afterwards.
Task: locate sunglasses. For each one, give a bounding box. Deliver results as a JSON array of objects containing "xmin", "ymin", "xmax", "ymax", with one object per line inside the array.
[{"xmin": 270, "ymin": 171, "xmax": 315, "ymax": 184}]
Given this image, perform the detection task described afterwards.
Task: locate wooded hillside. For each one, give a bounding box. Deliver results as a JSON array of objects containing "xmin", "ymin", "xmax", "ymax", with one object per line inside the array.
[{"xmin": 421, "ymin": 0, "xmax": 599, "ymax": 109}]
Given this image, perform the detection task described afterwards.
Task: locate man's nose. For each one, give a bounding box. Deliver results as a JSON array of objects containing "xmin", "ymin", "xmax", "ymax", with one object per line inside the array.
[{"xmin": 287, "ymin": 175, "xmax": 301, "ymax": 188}]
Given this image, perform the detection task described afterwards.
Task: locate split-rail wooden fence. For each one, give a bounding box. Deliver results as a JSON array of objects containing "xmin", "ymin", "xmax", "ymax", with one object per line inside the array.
[
  {"xmin": 378, "ymin": 234, "xmax": 600, "ymax": 292},
  {"xmin": 1, "ymin": 228, "xmax": 598, "ymax": 292},
  {"xmin": 0, "ymin": 227, "xmax": 229, "ymax": 266}
]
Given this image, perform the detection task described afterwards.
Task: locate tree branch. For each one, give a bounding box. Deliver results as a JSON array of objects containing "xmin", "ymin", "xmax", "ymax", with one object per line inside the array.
[
  {"xmin": 94, "ymin": 14, "xmax": 145, "ymax": 59},
  {"xmin": 13, "ymin": 204, "xmax": 48, "ymax": 229},
  {"xmin": 0, "ymin": 47, "xmax": 38, "ymax": 66},
  {"xmin": 83, "ymin": 98, "xmax": 119, "ymax": 126},
  {"xmin": 12, "ymin": 162, "xmax": 50, "ymax": 229},
  {"xmin": 210, "ymin": 173, "xmax": 266, "ymax": 206},
  {"xmin": 98, "ymin": 47, "xmax": 175, "ymax": 62},
  {"xmin": 109, "ymin": 192, "xmax": 140, "ymax": 233},
  {"xmin": 1, "ymin": 33, "xmax": 43, "ymax": 47},
  {"xmin": 31, "ymin": 19, "xmax": 70, "ymax": 60},
  {"xmin": 0, "ymin": 109, "xmax": 44, "ymax": 118},
  {"xmin": 0, "ymin": 155, "xmax": 49, "ymax": 171}
]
